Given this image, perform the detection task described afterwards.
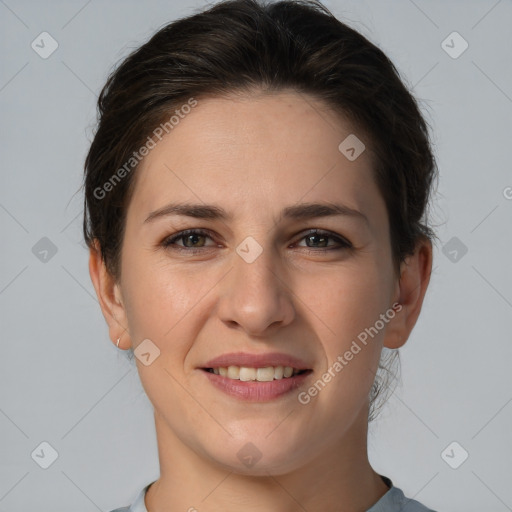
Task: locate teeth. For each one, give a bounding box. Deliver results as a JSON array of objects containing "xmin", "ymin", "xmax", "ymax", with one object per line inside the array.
[
  {"xmin": 227, "ymin": 366, "xmax": 240, "ymax": 379},
  {"xmin": 256, "ymin": 367, "xmax": 275, "ymax": 381},
  {"xmin": 210, "ymin": 365, "xmax": 302, "ymax": 381},
  {"xmin": 239, "ymin": 367, "xmax": 256, "ymax": 381}
]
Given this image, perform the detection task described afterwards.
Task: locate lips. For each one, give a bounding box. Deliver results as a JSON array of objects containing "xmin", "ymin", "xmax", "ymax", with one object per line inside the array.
[
  {"xmin": 199, "ymin": 351, "xmax": 314, "ymax": 401},
  {"xmin": 201, "ymin": 367, "xmax": 312, "ymax": 401},
  {"xmin": 202, "ymin": 351, "xmax": 311, "ymax": 371}
]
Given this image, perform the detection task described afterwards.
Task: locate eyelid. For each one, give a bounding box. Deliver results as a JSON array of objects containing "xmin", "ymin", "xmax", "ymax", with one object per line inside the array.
[
  {"xmin": 161, "ymin": 227, "xmax": 353, "ymax": 252},
  {"xmin": 293, "ymin": 228, "xmax": 352, "ymax": 249},
  {"xmin": 162, "ymin": 228, "xmax": 218, "ymax": 249}
]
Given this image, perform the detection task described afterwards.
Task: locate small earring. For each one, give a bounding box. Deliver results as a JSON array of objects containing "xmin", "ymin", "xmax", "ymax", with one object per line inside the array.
[{"xmin": 116, "ymin": 337, "xmax": 121, "ymax": 348}]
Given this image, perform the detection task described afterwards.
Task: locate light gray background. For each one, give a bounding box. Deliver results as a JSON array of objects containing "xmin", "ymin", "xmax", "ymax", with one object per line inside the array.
[{"xmin": 1, "ymin": 0, "xmax": 511, "ymax": 510}]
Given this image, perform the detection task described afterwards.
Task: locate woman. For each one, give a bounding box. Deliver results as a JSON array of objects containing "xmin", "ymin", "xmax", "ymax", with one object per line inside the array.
[{"xmin": 84, "ymin": 0, "xmax": 438, "ymax": 510}]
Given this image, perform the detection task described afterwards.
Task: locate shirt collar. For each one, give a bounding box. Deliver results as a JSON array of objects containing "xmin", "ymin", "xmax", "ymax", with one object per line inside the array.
[
  {"xmin": 129, "ymin": 480, "xmax": 154, "ymax": 512},
  {"xmin": 129, "ymin": 475, "xmax": 397, "ymax": 512}
]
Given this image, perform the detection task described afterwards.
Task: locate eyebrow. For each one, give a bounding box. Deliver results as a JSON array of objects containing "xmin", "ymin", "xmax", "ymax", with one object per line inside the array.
[{"xmin": 143, "ymin": 201, "xmax": 369, "ymax": 225}]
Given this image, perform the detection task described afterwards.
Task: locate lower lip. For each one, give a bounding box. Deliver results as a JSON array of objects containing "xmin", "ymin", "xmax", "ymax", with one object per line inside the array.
[{"xmin": 201, "ymin": 369, "xmax": 312, "ymax": 402}]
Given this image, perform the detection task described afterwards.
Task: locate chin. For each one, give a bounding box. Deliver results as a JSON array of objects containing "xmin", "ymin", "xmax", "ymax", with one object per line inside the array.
[{"xmin": 201, "ymin": 434, "xmax": 308, "ymax": 477}]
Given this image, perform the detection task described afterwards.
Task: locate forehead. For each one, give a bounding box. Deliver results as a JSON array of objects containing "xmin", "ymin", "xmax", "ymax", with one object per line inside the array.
[{"xmin": 128, "ymin": 90, "xmax": 384, "ymax": 226}]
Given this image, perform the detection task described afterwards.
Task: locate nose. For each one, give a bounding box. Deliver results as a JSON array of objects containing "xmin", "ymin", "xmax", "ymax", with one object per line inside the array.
[{"xmin": 216, "ymin": 239, "xmax": 296, "ymax": 336}]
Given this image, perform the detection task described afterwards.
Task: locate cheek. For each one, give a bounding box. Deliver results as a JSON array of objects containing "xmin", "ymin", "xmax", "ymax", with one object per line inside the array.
[
  {"xmin": 311, "ymin": 262, "xmax": 391, "ymax": 341},
  {"xmin": 121, "ymin": 251, "xmax": 214, "ymax": 351},
  {"xmin": 120, "ymin": 249, "xmax": 176, "ymax": 341},
  {"xmin": 306, "ymin": 259, "xmax": 393, "ymax": 400},
  {"xmin": 298, "ymin": 265, "xmax": 391, "ymax": 414}
]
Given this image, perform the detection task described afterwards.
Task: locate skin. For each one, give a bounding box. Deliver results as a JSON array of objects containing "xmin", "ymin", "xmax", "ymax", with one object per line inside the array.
[{"xmin": 89, "ymin": 90, "xmax": 432, "ymax": 512}]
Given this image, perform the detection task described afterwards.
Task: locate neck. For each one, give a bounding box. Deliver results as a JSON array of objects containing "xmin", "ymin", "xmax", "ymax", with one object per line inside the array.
[{"xmin": 145, "ymin": 406, "xmax": 389, "ymax": 512}]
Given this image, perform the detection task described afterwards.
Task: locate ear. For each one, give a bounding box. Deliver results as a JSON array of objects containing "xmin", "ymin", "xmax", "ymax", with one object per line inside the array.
[
  {"xmin": 88, "ymin": 239, "xmax": 131, "ymax": 349},
  {"xmin": 383, "ymin": 236, "xmax": 433, "ymax": 349}
]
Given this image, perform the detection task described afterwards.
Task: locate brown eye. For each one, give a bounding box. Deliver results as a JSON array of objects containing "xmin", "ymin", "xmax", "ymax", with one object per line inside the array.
[
  {"xmin": 296, "ymin": 229, "xmax": 352, "ymax": 250},
  {"xmin": 162, "ymin": 229, "xmax": 216, "ymax": 250},
  {"xmin": 181, "ymin": 232, "xmax": 207, "ymax": 247},
  {"xmin": 161, "ymin": 228, "xmax": 352, "ymax": 254}
]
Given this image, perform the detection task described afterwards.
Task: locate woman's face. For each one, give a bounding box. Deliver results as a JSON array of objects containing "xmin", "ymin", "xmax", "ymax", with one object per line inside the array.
[{"xmin": 108, "ymin": 90, "xmax": 405, "ymax": 474}]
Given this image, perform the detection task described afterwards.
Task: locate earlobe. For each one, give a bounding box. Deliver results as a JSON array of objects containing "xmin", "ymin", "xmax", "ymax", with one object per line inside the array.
[
  {"xmin": 88, "ymin": 240, "xmax": 130, "ymax": 349},
  {"xmin": 383, "ymin": 301, "xmax": 406, "ymax": 350},
  {"xmin": 383, "ymin": 237, "xmax": 433, "ymax": 350}
]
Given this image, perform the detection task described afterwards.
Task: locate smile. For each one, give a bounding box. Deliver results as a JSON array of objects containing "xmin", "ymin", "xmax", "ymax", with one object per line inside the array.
[{"xmin": 204, "ymin": 365, "xmax": 308, "ymax": 381}]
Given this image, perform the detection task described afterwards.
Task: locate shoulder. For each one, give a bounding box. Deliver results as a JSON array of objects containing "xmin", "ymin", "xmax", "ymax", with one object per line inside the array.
[
  {"xmin": 402, "ymin": 497, "xmax": 438, "ymax": 511},
  {"xmin": 387, "ymin": 486, "xmax": 438, "ymax": 512},
  {"xmin": 107, "ymin": 480, "xmax": 155, "ymax": 512},
  {"xmin": 368, "ymin": 476, "xmax": 437, "ymax": 512}
]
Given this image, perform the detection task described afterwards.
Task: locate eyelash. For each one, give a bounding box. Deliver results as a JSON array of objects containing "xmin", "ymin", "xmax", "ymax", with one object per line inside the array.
[{"xmin": 161, "ymin": 228, "xmax": 353, "ymax": 254}]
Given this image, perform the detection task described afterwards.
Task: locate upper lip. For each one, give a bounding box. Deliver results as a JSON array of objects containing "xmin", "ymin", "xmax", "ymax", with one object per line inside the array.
[{"xmin": 202, "ymin": 352, "xmax": 312, "ymax": 370}]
